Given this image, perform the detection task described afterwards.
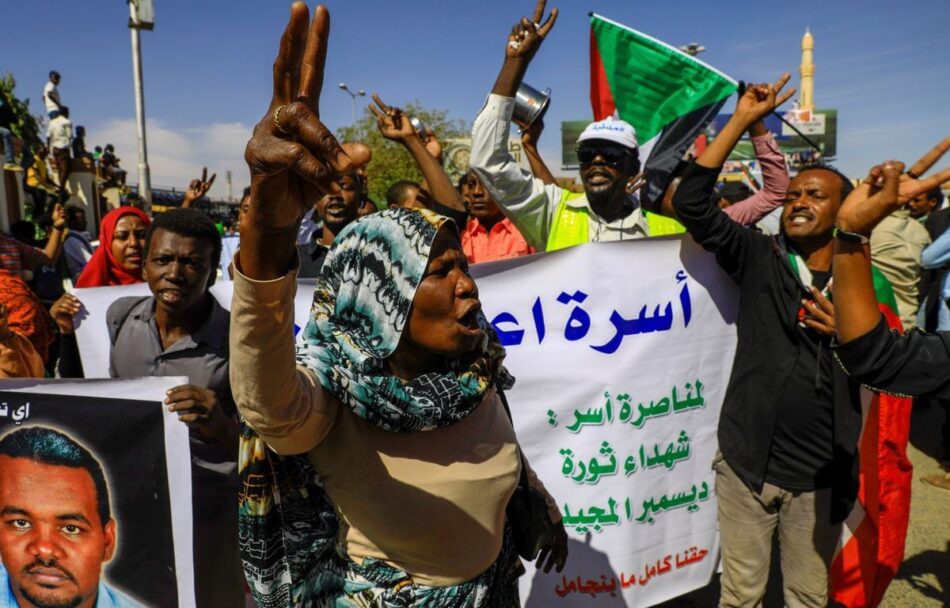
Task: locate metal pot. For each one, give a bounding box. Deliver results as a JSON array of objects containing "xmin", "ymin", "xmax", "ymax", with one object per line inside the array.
[{"xmin": 513, "ymin": 83, "xmax": 551, "ymax": 127}]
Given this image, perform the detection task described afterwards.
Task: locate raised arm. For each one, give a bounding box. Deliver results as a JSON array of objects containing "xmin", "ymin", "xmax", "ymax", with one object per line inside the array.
[
  {"xmin": 370, "ymin": 95, "xmax": 466, "ymax": 213},
  {"xmin": 833, "ymin": 157, "xmax": 950, "ymax": 343},
  {"xmin": 520, "ymin": 118, "xmax": 557, "ymax": 185},
  {"xmin": 39, "ymin": 204, "xmax": 67, "ymax": 266},
  {"xmin": 181, "ymin": 167, "xmax": 216, "ymax": 208},
  {"xmin": 721, "ymin": 120, "xmax": 790, "ymax": 225},
  {"xmin": 833, "ymin": 158, "xmax": 950, "ymax": 395},
  {"xmin": 673, "ymin": 75, "xmax": 793, "ymax": 276},
  {"xmin": 490, "ymin": 0, "xmax": 557, "ymax": 98},
  {"xmin": 234, "ymin": 3, "xmax": 350, "ymax": 453},
  {"xmin": 906, "ymin": 136, "xmax": 950, "ymax": 178},
  {"xmin": 470, "ymin": 0, "xmax": 561, "ymax": 249}
]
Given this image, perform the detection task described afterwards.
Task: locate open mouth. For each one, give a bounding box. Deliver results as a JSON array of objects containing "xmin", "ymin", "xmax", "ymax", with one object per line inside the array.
[
  {"xmin": 786, "ymin": 213, "xmax": 813, "ymax": 226},
  {"xmin": 457, "ymin": 304, "xmax": 482, "ymax": 334},
  {"xmin": 585, "ymin": 172, "xmax": 612, "ymax": 186},
  {"xmin": 157, "ymin": 288, "xmax": 183, "ymax": 303}
]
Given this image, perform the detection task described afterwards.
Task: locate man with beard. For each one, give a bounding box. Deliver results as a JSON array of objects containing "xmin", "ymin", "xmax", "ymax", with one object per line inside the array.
[
  {"xmin": 673, "ymin": 75, "xmax": 881, "ymax": 607},
  {"xmin": 0, "ymin": 426, "xmax": 143, "ymax": 607},
  {"xmin": 470, "ymin": 1, "xmax": 659, "ymax": 252}
]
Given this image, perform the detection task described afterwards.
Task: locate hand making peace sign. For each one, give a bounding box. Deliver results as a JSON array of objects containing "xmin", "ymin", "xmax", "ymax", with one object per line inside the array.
[{"xmin": 244, "ymin": 3, "xmax": 352, "ymax": 231}]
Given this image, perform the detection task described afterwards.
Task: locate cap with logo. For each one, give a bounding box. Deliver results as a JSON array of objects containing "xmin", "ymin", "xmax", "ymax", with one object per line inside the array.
[{"xmin": 576, "ymin": 116, "xmax": 638, "ymax": 150}]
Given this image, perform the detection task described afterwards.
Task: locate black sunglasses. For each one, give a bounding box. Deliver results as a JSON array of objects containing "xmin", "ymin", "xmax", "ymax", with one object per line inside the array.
[{"xmin": 575, "ymin": 147, "xmax": 632, "ymax": 168}]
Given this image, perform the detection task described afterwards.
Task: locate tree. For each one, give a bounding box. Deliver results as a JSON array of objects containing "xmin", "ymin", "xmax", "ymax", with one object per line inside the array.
[
  {"xmin": 0, "ymin": 73, "xmax": 44, "ymax": 151},
  {"xmin": 336, "ymin": 100, "xmax": 469, "ymax": 204}
]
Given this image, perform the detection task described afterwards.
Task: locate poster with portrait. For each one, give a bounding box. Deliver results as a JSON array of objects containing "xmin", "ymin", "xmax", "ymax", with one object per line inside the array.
[{"xmin": 0, "ymin": 377, "xmax": 194, "ymax": 607}]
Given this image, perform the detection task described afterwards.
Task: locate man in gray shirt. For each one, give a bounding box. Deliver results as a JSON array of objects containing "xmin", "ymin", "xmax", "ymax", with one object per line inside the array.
[{"xmin": 107, "ymin": 208, "xmax": 244, "ymax": 607}]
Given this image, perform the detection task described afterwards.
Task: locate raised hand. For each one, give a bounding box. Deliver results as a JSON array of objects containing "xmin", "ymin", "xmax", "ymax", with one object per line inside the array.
[
  {"xmin": 520, "ymin": 118, "xmax": 544, "ymax": 149},
  {"xmin": 369, "ymin": 94, "xmax": 417, "ymax": 142},
  {"xmin": 837, "ymin": 160, "xmax": 950, "ymax": 235},
  {"xmin": 492, "ymin": 0, "xmax": 558, "ymax": 97},
  {"xmin": 244, "ymin": 3, "xmax": 352, "ymax": 232},
  {"xmin": 734, "ymin": 73, "xmax": 796, "ymax": 126},
  {"xmin": 422, "ymin": 129, "xmax": 443, "ymax": 162},
  {"xmin": 505, "ymin": 0, "xmax": 558, "ymax": 62},
  {"xmin": 50, "ymin": 203, "xmax": 67, "ymax": 230},
  {"xmin": 182, "ymin": 167, "xmax": 217, "ymax": 208}
]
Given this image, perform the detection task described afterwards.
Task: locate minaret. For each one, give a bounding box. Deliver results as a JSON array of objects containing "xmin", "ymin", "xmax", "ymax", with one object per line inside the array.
[{"xmin": 799, "ymin": 28, "xmax": 815, "ymax": 111}]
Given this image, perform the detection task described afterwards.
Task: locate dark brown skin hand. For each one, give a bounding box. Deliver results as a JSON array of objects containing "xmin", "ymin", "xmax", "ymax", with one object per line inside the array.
[
  {"xmin": 519, "ymin": 118, "xmax": 543, "ymax": 149},
  {"xmin": 422, "ymin": 130, "xmax": 443, "ymax": 163},
  {"xmin": 181, "ymin": 167, "xmax": 217, "ymax": 208},
  {"xmin": 801, "ymin": 286, "xmax": 835, "ymax": 336},
  {"xmin": 836, "ymin": 158, "xmax": 950, "ymax": 235},
  {"xmin": 369, "ymin": 95, "xmax": 417, "ymax": 143},
  {"xmin": 241, "ymin": 3, "xmax": 353, "ymax": 280},
  {"xmin": 536, "ymin": 519, "xmax": 569, "ymax": 573},
  {"xmin": 491, "ymin": 0, "xmax": 558, "ymax": 98},
  {"xmin": 165, "ymin": 384, "xmax": 238, "ymax": 454},
  {"xmin": 50, "ymin": 293, "xmax": 82, "ymax": 335}
]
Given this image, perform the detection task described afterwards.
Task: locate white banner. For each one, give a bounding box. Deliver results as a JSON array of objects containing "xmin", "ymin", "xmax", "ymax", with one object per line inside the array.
[
  {"xmin": 71, "ymin": 238, "xmax": 737, "ymax": 607},
  {"xmin": 0, "ymin": 377, "xmax": 194, "ymax": 606},
  {"xmin": 472, "ymin": 237, "xmax": 738, "ymax": 607},
  {"xmin": 73, "ymin": 280, "xmax": 317, "ymax": 379}
]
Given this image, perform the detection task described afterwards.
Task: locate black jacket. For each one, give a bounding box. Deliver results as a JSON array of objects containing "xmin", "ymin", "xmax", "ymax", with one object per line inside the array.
[
  {"xmin": 673, "ymin": 162, "xmax": 862, "ymax": 522},
  {"xmin": 834, "ymin": 317, "xmax": 950, "ymax": 399}
]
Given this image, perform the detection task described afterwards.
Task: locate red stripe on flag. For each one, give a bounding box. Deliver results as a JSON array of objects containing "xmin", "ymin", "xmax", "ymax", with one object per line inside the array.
[
  {"xmin": 829, "ymin": 301, "xmax": 912, "ymax": 608},
  {"xmin": 589, "ymin": 29, "xmax": 616, "ymax": 120}
]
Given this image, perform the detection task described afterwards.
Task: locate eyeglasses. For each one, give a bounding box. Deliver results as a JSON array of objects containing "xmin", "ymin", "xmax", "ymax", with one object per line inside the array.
[{"xmin": 575, "ymin": 147, "xmax": 632, "ymax": 168}]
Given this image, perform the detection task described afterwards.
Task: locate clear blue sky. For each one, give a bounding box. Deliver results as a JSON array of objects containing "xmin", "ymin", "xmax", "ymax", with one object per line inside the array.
[{"xmin": 3, "ymin": 0, "xmax": 948, "ymax": 196}]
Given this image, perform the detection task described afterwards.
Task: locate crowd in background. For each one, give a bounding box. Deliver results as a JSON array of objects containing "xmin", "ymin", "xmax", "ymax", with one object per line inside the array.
[{"xmin": 0, "ymin": 3, "xmax": 949, "ymax": 605}]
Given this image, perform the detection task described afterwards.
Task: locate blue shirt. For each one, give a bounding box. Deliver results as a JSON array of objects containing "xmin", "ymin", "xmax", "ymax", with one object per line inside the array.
[{"xmin": 0, "ymin": 561, "xmax": 145, "ymax": 607}]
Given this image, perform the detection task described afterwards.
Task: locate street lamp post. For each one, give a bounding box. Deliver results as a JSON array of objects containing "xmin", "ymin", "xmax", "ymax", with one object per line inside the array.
[
  {"xmin": 128, "ymin": 0, "xmax": 153, "ymax": 211},
  {"xmin": 338, "ymin": 82, "xmax": 365, "ymax": 123}
]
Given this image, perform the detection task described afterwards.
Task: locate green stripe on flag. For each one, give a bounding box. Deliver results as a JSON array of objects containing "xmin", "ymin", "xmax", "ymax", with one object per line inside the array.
[
  {"xmin": 871, "ymin": 265, "xmax": 900, "ymax": 317},
  {"xmin": 591, "ymin": 14, "xmax": 738, "ymax": 143}
]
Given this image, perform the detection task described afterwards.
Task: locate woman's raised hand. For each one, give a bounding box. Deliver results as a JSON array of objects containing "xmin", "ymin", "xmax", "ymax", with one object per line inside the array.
[{"xmin": 244, "ymin": 3, "xmax": 352, "ymax": 230}]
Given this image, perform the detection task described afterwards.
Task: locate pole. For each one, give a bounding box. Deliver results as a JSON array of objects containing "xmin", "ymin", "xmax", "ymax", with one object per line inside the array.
[{"xmin": 129, "ymin": 1, "xmax": 152, "ymax": 211}]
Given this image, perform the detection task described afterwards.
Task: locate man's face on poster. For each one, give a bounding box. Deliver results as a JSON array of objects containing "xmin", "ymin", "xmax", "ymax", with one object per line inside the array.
[{"xmin": 0, "ymin": 456, "xmax": 116, "ymax": 608}]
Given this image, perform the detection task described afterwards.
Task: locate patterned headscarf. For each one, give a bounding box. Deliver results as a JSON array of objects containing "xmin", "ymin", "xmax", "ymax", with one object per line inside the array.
[{"xmin": 296, "ymin": 207, "xmax": 512, "ymax": 432}]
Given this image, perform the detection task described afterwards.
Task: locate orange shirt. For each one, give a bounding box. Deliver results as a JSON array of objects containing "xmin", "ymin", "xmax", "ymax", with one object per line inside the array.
[{"xmin": 461, "ymin": 216, "xmax": 535, "ymax": 264}]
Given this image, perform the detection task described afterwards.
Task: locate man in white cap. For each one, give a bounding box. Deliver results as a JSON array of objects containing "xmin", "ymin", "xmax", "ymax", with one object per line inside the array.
[{"xmin": 470, "ymin": 0, "xmax": 659, "ymax": 252}]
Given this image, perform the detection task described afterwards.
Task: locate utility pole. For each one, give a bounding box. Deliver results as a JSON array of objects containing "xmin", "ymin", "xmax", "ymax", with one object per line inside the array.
[{"xmin": 128, "ymin": 0, "xmax": 153, "ymax": 211}]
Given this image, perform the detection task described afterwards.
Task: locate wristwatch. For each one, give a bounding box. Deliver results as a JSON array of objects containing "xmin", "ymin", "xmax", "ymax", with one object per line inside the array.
[{"xmin": 833, "ymin": 227, "xmax": 870, "ymax": 245}]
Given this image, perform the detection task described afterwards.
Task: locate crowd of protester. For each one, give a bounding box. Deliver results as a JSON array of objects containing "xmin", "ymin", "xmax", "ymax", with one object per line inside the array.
[{"xmin": 0, "ymin": 1, "xmax": 949, "ymax": 606}]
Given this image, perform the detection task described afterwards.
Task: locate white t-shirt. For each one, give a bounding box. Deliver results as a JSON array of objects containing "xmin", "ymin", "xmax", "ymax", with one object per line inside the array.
[
  {"xmin": 47, "ymin": 115, "xmax": 72, "ymax": 150},
  {"xmin": 43, "ymin": 81, "xmax": 60, "ymax": 112}
]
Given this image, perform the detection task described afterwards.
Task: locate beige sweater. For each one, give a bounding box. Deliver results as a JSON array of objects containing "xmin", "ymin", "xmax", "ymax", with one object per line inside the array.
[{"xmin": 229, "ymin": 261, "xmax": 556, "ymax": 586}]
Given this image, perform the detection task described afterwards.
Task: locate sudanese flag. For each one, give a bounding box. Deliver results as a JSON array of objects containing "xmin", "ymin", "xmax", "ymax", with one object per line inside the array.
[
  {"xmin": 589, "ymin": 14, "xmax": 737, "ymax": 212},
  {"xmin": 829, "ymin": 268, "xmax": 913, "ymax": 608}
]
